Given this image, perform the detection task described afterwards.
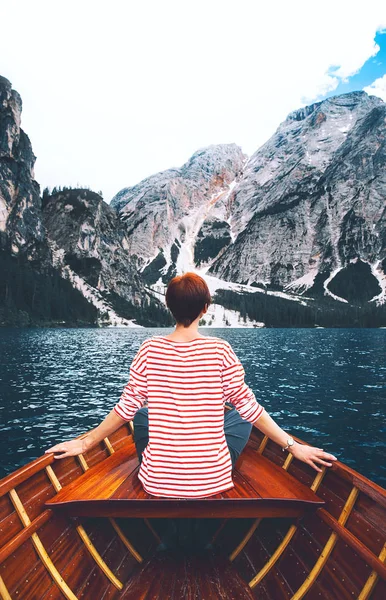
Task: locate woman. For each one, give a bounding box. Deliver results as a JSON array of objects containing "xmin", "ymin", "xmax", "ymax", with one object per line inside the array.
[{"xmin": 46, "ymin": 272, "xmax": 337, "ymax": 499}]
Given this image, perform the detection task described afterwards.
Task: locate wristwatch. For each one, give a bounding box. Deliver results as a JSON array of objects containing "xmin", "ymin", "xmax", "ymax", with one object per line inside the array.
[{"xmin": 282, "ymin": 436, "xmax": 295, "ymax": 452}]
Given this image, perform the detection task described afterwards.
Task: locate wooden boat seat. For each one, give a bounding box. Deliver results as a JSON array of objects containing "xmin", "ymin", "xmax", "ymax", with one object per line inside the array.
[{"xmin": 45, "ymin": 440, "xmax": 324, "ymax": 518}]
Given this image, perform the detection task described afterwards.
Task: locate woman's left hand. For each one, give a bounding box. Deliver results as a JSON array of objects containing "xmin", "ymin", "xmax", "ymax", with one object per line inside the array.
[
  {"xmin": 45, "ymin": 438, "xmax": 87, "ymax": 459},
  {"xmin": 290, "ymin": 442, "xmax": 337, "ymax": 473}
]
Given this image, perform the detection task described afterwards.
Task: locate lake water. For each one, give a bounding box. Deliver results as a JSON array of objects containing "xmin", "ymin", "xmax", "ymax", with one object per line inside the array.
[{"xmin": 0, "ymin": 327, "xmax": 385, "ymax": 487}]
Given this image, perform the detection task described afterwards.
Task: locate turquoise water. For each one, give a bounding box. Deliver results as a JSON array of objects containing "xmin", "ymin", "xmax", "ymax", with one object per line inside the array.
[{"xmin": 0, "ymin": 327, "xmax": 385, "ymax": 486}]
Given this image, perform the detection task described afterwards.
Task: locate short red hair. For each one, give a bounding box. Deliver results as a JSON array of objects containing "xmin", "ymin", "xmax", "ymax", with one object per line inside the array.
[{"xmin": 165, "ymin": 272, "xmax": 212, "ymax": 327}]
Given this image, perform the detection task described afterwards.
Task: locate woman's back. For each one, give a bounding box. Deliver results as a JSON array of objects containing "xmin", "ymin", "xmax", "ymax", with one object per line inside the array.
[
  {"xmin": 45, "ymin": 271, "xmax": 337, "ymax": 505},
  {"xmin": 114, "ymin": 335, "xmax": 264, "ymax": 498}
]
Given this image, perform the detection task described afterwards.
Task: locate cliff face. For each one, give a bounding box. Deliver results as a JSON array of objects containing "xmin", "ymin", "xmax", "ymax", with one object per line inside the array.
[
  {"xmin": 207, "ymin": 93, "xmax": 386, "ymax": 303},
  {"xmin": 111, "ymin": 144, "xmax": 247, "ymax": 283},
  {"xmin": 0, "ymin": 77, "xmax": 170, "ymax": 327},
  {"xmin": 111, "ymin": 91, "xmax": 385, "ymax": 320},
  {"xmin": 0, "ymin": 76, "xmax": 48, "ymax": 263},
  {"xmin": 42, "ymin": 189, "xmax": 171, "ymax": 326},
  {"xmin": 2, "ymin": 72, "xmax": 385, "ymax": 328}
]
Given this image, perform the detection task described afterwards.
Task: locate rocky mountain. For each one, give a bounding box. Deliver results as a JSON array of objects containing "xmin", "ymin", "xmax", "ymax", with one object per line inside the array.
[
  {"xmin": 41, "ymin": 188, "xmax": 172, "ymax": 326},
  {"xmin": 0, "ymin": 76, "xmax": 95, "ymax": 326},
  {"xmin": 111, "ymin": 145, "xmax": 247, "ymax": 283},
  {"xmin": 112, "ymin": 91, "xmax": 386, "ymax": 320},
  {"xmin": 0, "ymin": 76, "xmax": 170, "ymax": 327},
  {"xmin": 208, "ymin": 92, "xmax": 386, "ymax": 305},
  {"xmin": 1, "ymin": 72, "xmax": 385, "ymax": 328},
  {"xmin": 0, "ymin": 76, "xmax": 48, "ymax": 263}
]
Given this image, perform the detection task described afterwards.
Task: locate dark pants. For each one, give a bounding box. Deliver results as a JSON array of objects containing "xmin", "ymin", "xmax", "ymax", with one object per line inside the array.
[{"xmin": 133, "ymin": 405, "xmax": 252, "ymax": 469}]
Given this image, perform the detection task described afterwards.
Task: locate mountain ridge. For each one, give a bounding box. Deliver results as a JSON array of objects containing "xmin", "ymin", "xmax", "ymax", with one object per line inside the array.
[{"xmin": 1, "ymin": 74, "xmax": 385, "ymax": 327}]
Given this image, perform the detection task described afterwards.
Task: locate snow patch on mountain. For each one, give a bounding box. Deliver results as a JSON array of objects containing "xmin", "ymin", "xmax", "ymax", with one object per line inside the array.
[
  {"xmin": 323, "ymin": 267, "xmax": 349, "ymax": 303},
  {"xmin": 203, "ymin": 303, "xmax": 264, "ymax": 328},
  {"xmin": 147, "ymin": 280, "xmax": 265, "ymax": 328},
  {"xmin": 66, "ymin": 267, "xmax": 142, "ymax": 327},
  {"xmin": 369, "ymin": 260, "xmax": 386, "ymax": 305},
  {"xmin": 48, "ymin": 239, "xmax": 143, "ymax": 327},
  {"xmin": 284, "ymin": 269, "xmax": 319, "ymax": 294}
]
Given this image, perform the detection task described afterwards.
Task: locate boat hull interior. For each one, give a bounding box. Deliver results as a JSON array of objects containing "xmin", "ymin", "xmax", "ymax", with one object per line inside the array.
[{"xmin": 0, "ymin": 423, "xmax": 385, "ymax": 599}]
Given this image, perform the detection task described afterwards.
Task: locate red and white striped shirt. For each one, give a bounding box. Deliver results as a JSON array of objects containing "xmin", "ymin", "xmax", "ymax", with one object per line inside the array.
[{"xmin": 113, "ymin": 335, "xmax": 264, "ymax": 498}]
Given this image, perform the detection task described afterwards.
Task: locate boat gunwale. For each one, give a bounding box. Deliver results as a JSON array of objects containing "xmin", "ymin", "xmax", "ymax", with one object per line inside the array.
[{"xmin": 267, "ymin": 431, "xmax": 386, "ymax": 506}]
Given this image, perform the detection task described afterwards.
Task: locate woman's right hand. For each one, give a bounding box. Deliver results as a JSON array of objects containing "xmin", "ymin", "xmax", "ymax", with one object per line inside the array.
[
  {"xmin": 290, "ymin": 442, "xmax": 337, "ymax": 473},
  {"xmin": 45, "ymin": 437, "xmax": 88, "ymax": 459}
]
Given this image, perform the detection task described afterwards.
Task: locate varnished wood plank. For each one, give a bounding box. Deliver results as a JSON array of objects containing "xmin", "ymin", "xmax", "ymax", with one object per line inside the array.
[
  {"xmin": 289, "ymin": 486, "xmax": 360, "ymax": 600},
  {"xmin": 257, "ymin": 435, "xmax": 269, "ymax": 454},
  {"xmin": 39, "ymin": 523, "xmax": 116, "ymax": 599},
  {"xmin": 358, "ymin": 542, "xmax": 386, "ymax": 600},
  {"xmin": 317, "ymin": 507, "xmax": 386, "ymax": 580},
  {"xmin": 109, "ymin": 517, "xmax": 143, "ymax": 563},
  {"xmin": 100, "ymin": 552, "xmax": 141, "ymax": 600},
  {"xmin": 118, "ymin": 552, "xmax": 164, "ymax": 599},
  {"xmin": 0, "ymin": 507, "xmax": 24, "ymax": 548},
  {"xmin": 119, "ymin": 551, "xmax": 255, "ymax": 600},
  {"xmin": 0, "ymin": 576, "xmax": 12, "ymax": 600},
  {"xmin": 104, "ymin": 436, "xmax": 115, "ymax": 455},
  {"xmin": 9, "ymin": 556, "xmax": 54, "ymax": 600},
  {"xmin": 313, "ymin": 478, "xmax": 349, "ymax": 520},
  {"xmin": 0, "ymin": 493, "xmax": 14, "ymax": 523},
  {"xmin": 325, "ymin": 461, "xmax": 386, "ymax": 510},
  {"xmin": 0, "ymin": 422, "xmax": 129, "ymax": 500},
  {"xmin": 249, "ymin": 524, "xmax": 298, "ymax": 589},
  {"xmin": 314, "ymin": 547, "xmax": 367, "ymax": 600},
  {"xmin": 229, "ymin": 518, "xmax": 261, "ymax": 562},
  {"xmin": 0, "ymin": 454, "xmax": 52, "ymax": 498},
  {"xmin": 45, "ymin": 441, "xmax": 138, "ymax": 505},
  {"xmin": 227, "ymin": 469, "xmax": 263, "ymax": 499},
  {"xmin": 47, "ymin": 460, "xmax": 125, "ymax": 590},
  {"xmin": 241, "ymin": 527, "xmax": 294, "ymax": 600},
  {"xmin": 250, "ymin": 423, "xmax": 386, "ymax": 514},
  {"xmin": 110, "ymin": 466, "xmax": 150, "ymax": 500},
  {"xmin": 0, "ymin": 509, "xmax": 52, "ymax": 564},
  {"xmin": 75, "ymin": 523, "xmax": 123, "ymax": 589},
  {"xmin": 38, "ymin": 525, "xmax": 87, "ymax": 600},
  {"xmin": 75, "ymin": 536, "xmax": 128, "ymax": 599},
  {"xmin": 1, "ymin": 536, "xmax": 45, "ymax": 595},
  {"xmin": 345, "ymin": 492, "xmax": 386, "ymax": 556},
  {"xmin": 108, "ymin": 423, "xmax": 133, "ymax": 450},
  {"xmin": 8, "ymin": 488, "xmax": 78, "ymax": 600},
  {"xmin": 50, "ymin": 440, "xmax": 144, "ymax": 569},
  {"xmin": 289, "ymin": 522, "xmax": 363, "ymax": 599},
  {"xmin": 237, "ymin": 447, "xmax": 323, "ymax": 504},
  {"xmin": 16, "ymin": 469, "xmax": 57, "ymax": 522},
  {"xmin": 372, "ymin": 579, "xmax": 386, "ymax": 599},
  {"xmin": 47, "ymin": 458, "xmax": 85, "ymax": 489},
  {"xmin": 45, "ymin": 439, "xmax": 324, "ymax": 518},
  {"xmin": 102, "ymin": 434, "xmax": 144, "ymax": 563},
  {"xmin": 45, "ymin": 498, "xmax": 313, "ymax": 519},
  {"xmin": 209, "ymin": 553, "xmax": 256, "ymax": 599}
]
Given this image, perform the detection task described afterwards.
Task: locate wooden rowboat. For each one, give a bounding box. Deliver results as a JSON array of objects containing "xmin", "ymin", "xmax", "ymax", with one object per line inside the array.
[{"xmin": 0, "ymin": 421, "xmax": 385, "ymax": 599}]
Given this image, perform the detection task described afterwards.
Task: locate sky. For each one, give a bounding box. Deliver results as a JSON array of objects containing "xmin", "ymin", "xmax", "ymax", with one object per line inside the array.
[{"xmin": 1, "ymin": 0, "xmax": 386, "ymax": 202}]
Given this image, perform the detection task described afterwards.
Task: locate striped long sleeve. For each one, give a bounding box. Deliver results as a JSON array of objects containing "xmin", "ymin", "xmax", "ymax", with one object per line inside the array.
[
  {"xmin": 222, "ymin": 341, "xmax": 264, "ymax": 423},
  {"xmin": 113, "ymin": 341, "xmax": 149, "ymax": 421},
  {"xmin": 112, "ymin": 335, "xmax": 264, "ymax": 499}
]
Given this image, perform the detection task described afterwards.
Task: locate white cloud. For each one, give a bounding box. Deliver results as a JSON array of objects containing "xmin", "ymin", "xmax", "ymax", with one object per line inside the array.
[
  {"xmin": 0, "ymin": 0, "xmax": 385, "ymax": 201},
  {"xmin": 364, "ymin": 73, "xmax": 386, "ymax": 102}
]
